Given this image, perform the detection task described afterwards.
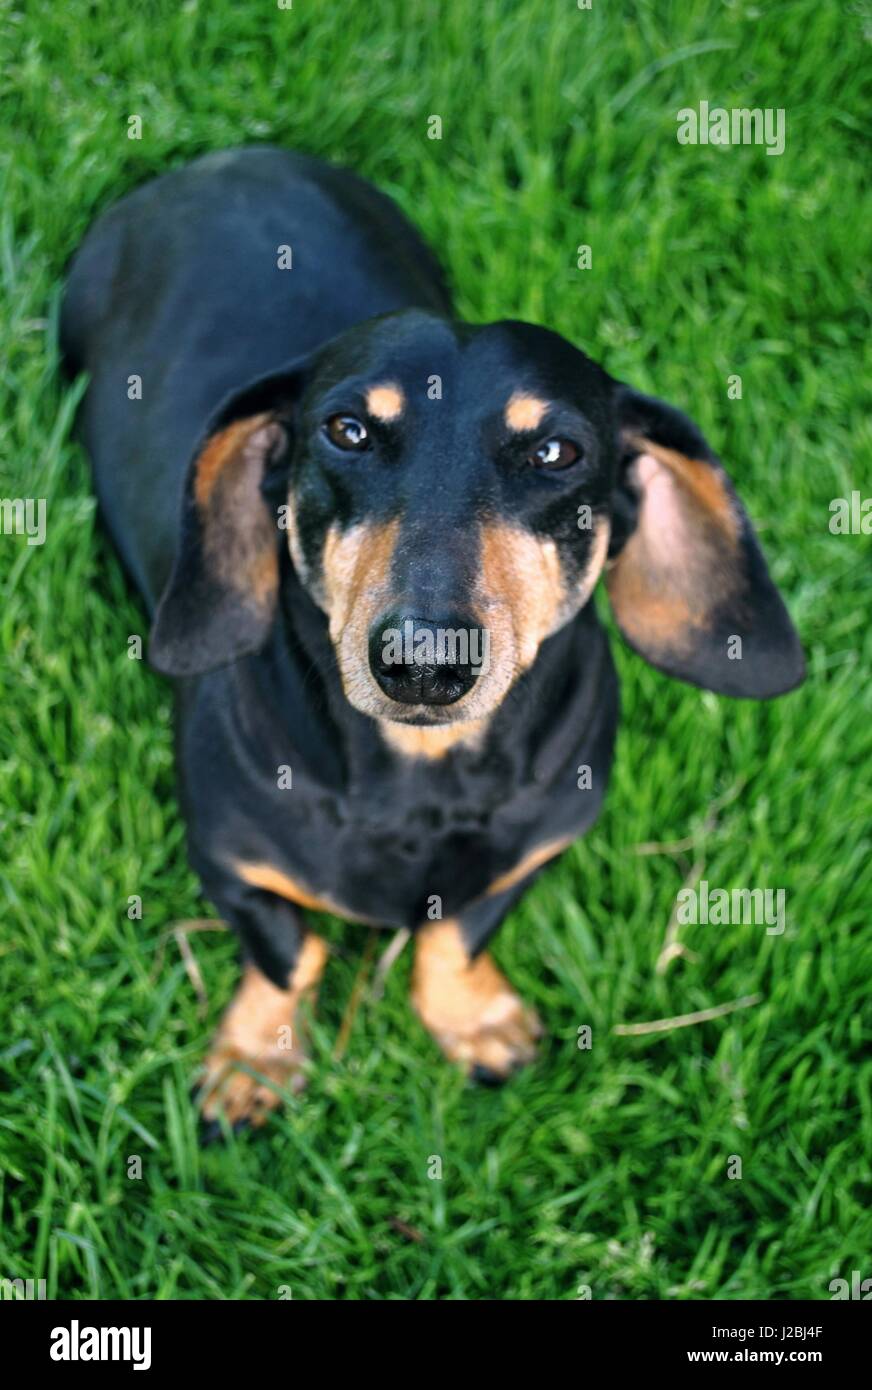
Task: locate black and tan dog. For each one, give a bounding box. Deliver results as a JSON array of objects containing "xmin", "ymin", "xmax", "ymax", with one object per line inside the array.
[{"xmin": 61, "ymin": 147, "xmax": 804, "ymax": 1128}]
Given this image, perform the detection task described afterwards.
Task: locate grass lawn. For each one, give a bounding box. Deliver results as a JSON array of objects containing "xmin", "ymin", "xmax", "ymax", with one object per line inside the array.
[{"xmin": 1, "ymin": 0, "xmax": 870, "ymax": 1300}]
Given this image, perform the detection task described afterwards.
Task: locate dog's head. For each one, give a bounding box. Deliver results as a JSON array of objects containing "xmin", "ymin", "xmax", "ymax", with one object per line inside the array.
[{"xmin": 150, "ymin": 310, "xmax": 804, "ymax": 718}]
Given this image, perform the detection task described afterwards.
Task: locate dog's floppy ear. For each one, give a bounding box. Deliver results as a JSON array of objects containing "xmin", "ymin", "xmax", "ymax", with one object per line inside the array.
[
  {"xmin": 605, "ymin": 384, "xmax": 804, "ymax": 698},
  {"xmin": 149, "ymin": 360, "xmax": 310, "ymax": 676}
]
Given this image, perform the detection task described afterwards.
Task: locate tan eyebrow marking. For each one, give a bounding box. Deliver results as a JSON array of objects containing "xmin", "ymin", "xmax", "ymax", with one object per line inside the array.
[
  {"xmin": 505, "ymin": 392, "xmax": 550, "ymax": 432},
  {"xmin": 365, "ymin": 382, "xmax": 405, "ymax": 421}
]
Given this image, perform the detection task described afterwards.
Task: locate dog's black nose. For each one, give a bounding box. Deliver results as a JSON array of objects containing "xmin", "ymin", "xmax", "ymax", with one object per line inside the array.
[{"xmin": 369, "ymin": 610, "xmax": 487, "ymax": 705}]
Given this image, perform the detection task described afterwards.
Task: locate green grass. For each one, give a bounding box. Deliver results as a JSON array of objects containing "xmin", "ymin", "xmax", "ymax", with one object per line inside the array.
[{"xmin": 1, "ymin": 0, "xmax": 870, "ymax": 1300}]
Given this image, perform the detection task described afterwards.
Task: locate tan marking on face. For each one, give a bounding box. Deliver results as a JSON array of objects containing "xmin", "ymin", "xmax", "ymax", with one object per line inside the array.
[
  {"xmin": 318, "ymin": 518, "xmax": 401, "ymax": 712},
  {"xmin": 461, "ymin": 516, "xmax": 609, "ymax": 715},
  {"xmin": 411, "ymin": 919, "xmax": 542, "ymax": 1076},
  {"xmin": 366, "ymin": 382, "xmax": 405, "ymax": 422},
  {"xmin": 378, "ymin": 718, "xmax": 488, "ymax": 760},
  {"xmin": 478, "ymin": 524, "xmax": 565, "ymax": 669},
  {"xmin": 234, "ymin": 860, "xmax": 372, "ymax": 923},
  {"xmin": 505, "ymin": 392, "xmax": 550, "ymax": 432},
  {"xmin": 487, "ymin": 835, "xmax": 573, "ymax": 897},
  {"xmin": 199, "ymin": 943, "xmax": 328, "ymax": 1126},
  {"xmin": 321, "ymin": 511, "xmax": 609, "ymax": 724},
  {"xmin": 321, "ymin": 519, "xmax": 399, "ymax": 637}
]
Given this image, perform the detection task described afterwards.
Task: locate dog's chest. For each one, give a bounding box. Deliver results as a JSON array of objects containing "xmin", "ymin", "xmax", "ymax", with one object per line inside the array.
[
  {"xmin": 180, "ymin": 640, "xmax": 617, "ymax": 931},
  {"xmin": 199, "ymin": 749, "xmax": 587, "ymax": 931},
  {"xmin": 255, "ymin": 783, "xmax": 561, "ymax": 928}
]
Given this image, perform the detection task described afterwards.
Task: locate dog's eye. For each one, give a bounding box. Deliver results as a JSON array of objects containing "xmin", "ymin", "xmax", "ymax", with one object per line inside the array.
[
  {"xmin": 324, "ymin": 414, "xmax": 370, "ymax": 451},
  {"xmin": 529, "ymin": 437, "xmax": 581, "ymax": 470}
]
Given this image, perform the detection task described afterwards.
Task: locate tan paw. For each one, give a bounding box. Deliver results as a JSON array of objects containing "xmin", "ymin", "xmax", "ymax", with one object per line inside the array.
[
  {"xmin": 197, "ymin": 936, "xmax": 328, "ymax": 1130},
  {"xmin": 198, "ymin": 1034, "xmax": 308, "ymax": 1128},
  {"xmin": 411, "ymin": 919, "xmax": 542, "ymax": 1081}
]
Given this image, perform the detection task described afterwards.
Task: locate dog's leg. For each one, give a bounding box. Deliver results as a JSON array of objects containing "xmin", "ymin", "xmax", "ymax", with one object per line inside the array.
[
  {"xmin": 411, "ymin": 884, "xmax": 542, "ymax": 1082},
  {"xmin": 197, "ymin": 886, "xmax": 328, "ymax": 1129}
]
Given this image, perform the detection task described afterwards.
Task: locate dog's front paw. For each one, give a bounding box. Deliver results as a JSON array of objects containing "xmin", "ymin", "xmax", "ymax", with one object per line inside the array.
[
  {"xmin": 196, "ymin": 938, "xmax": 327, "ymax": 1134},
  {"xmin": 197, "ymin": 1033, "xmax": 308, "ymax": 1133},
  {"xmin": 411, "ymin": 920, "xmax": 542, "ymax": 1082}
]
